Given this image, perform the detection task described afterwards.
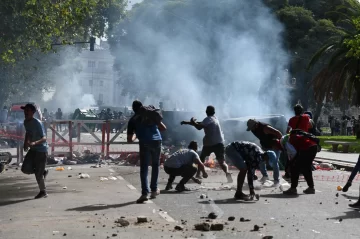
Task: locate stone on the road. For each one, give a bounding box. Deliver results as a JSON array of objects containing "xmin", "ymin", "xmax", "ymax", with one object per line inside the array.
[
  {"xmin": 253, "ymin": 225, "xmax": 260, "ymax": 231},
  {"xmin": 137, "ymin": 216, "xmax": 148, "ymax": 223},
  {"xmin": 194, "ymin": 222, "xmax": 211, "ymax": 231},
  {"xmin": 208, "ymin": 212, "xmax": 217, "ymax": 219},
  {"xmin": 115, "ymin": 218, "xmax": 130, "ymax": 227},
  {"xmin": 200, "ymin": 194, "xmax": 207, "ymax": 199},
  {"xmin": 228, "ymin": 216, "xmax": 235, "ymax": 221},
  {"xmin": 174, "ymin": 225, "xmax": 184, "ymax": 231},
  {"xmin": 210, "ymin": 223, "xmax": 224, "ymax": 231},
  {"xmin": 263, "ymin": 236, "xmax": 273, "ymax": 239}
]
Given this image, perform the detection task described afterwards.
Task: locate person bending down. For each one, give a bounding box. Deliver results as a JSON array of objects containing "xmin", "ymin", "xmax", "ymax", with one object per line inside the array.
[
  {"xmin": 181, "ymin": 105, "xmax": 232, "ymax": 183},
  {"xmin": 164, "ymin": 141, "xmax": 208, "ymax": 192},
  {"xmin": 225, "ymin": 141, "xmax": 276, "ymax": 200}
]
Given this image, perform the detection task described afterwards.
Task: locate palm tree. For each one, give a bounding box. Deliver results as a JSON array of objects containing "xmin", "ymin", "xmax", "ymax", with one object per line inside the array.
[{"xmin": 307, "ymin": 0, "xmax": 360, "ymax": 104}]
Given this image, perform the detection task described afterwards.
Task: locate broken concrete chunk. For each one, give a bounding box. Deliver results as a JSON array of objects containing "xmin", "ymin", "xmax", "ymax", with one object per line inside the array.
[
  {"xmin": 208, "ymin": 212, "xmax": 217, "ymax": 219},
  {"xmin": 194, "ymin": 222, "xmax": 211, "ymax": 231},
  {"xmin": 137, "ymin": 216, "xmax": 148, "ymax": 223},
  {"xmin": 210, "ymin": 223, "xmax": 224, "ymax": 231},
  {"xmin": 174, "ymin": 225, "xmax": 184, "ymax": 231},
  {"xmin": 253, "ymin": 225, "xmax": 260, "ymax": 231},
  {"xmin": 115, "ymin": 218, "xmax": 130, "ymax": 227},
  {"xmin": 228, "ymin": 216, "xmax": 235, "ymax": 221}
]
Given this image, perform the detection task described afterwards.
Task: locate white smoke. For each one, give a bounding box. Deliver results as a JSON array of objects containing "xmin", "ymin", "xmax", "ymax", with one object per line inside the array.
[{"xmin": 112, "ymin": 0, "xmax": 292, "ymax": 118}]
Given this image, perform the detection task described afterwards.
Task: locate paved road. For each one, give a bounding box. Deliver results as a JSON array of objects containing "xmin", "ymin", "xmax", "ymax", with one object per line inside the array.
[{"xmin": 115, "ymin": 166, "xmax": 360, "ymax": 239}]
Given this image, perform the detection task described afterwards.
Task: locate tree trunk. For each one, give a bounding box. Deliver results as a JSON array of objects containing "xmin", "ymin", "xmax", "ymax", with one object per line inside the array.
[{"xmin": 313, "ymin": 102, "xmax": 323, "ymax": 126}]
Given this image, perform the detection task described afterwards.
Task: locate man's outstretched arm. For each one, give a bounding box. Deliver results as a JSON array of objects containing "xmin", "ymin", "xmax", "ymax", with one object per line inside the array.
[{"xmin": 181, "ymin": 117, "xmax": 204, "ymax": 130}]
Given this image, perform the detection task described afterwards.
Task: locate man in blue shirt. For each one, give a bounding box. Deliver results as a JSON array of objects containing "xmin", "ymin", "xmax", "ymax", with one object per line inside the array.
[
  {"xmin": 22, "ymin": 104, "xmax": 49, "ymax": 199},
  {"xmin": 127, "ymin": 100, "xmax": 167, "ymax": 203}
]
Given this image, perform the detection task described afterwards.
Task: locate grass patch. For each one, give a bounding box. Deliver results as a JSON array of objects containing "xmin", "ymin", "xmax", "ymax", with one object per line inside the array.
[{"xmin": 318, "ymin": 136, "xmax": 360, "ymax": 153}]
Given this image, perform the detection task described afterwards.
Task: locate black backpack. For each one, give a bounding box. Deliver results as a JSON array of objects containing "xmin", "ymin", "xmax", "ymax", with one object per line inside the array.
[
  {"xmin": 138, "ymin": 105, "xmax": 163, "ymax": 125},
  {"xmin": 290, "ymin": 129, "xmax": 321, "ymax": 152}
]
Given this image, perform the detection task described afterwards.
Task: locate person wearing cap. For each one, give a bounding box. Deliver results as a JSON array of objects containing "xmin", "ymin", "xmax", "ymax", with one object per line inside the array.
[
  {"xmin": 246, "ymin": 119, "xmax": 282, "ymax": 187},
  {"xmin": 181, "ymin": 105, "xmax": 233, "ymax": 183},
  {"xmin": 225, "ymin": 141, "xmax": 276, "ymax": 200},
  {"xmin": 278, "ymin": 132, "xmax": 318, "ymax": 195},
  {"xmin": 22, "ymin": 103, "xmax": 49, "ymax": 199},
  {"xmin": 164, "ymin": 141, "xmax": 208, "ymax": 192}
]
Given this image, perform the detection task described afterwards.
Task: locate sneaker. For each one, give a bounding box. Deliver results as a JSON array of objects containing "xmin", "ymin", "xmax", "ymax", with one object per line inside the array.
[
  {"xmin": 283, "ymin": 188, "xmax": 297, "ymax": 195},
  {"xmin": 34, "ymin": 191, "xmax": 48, "ymax": 199},
  {"xmin": 303, "ymin": 187, "xmax": 315, "ymax": 194},
  {"xmin": 342, "ymin": 182, "xmax": 352, "ymax": 192},
  {"xmin": 234, "ymin": 191, "xmax": 250, "ymax": 200},
  {"xmin": 192, "ymin": 177, "xmax": 202, "ymax": 184},
  {"xmin": 226, "ymin": 173, "xmax": 233, "ymax": 183},
  {"xmin": 195, "ymin": 174, "xmax": 203, "ymax": 179},
  {"xmin": 165, "ymin": 184, "xmax": 173, "ymax": 191},
  {"xmin": 136, "ymin": 195, "xmax": 149, "ymax": 203},
  {"xmin": 43, "ymin": 169, "xmax": 49, "ymax": 180},
  {"xmin": 273, "ymin": 181, "xmax": 280, "ymax": 188},
  {"xmin": 259, "ymin": 176, "xmax": 269, "ymax": 184},
  {"xmin": 349, "ymin": 201, "xmax": 360, "ymax": 208},
  {"xmin": 150, "ymin": 188, "xmax": 160, "ymax": 199},
  {"xmin": 175, "ymin": 184, "xmax": 191, "ymax": 192}
]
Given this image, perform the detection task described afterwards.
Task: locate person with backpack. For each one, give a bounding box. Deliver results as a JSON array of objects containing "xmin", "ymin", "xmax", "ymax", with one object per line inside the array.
[
  {"xmin": 278, "ymin": 130, "xmax": 319, "ymax": 195},
  {"xmin": 181, "ymin": 105, "xmax": 233, "ymax": 183},
  {"xmin": 127, "ymin": 100, "xmax": 167, "ymax": 203},
  {"xmin": 246, "ymin": 119, "xmax": 282, "ymax": 187}
]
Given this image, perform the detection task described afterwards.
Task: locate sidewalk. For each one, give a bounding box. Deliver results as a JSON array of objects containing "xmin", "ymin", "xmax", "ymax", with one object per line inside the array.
[
  {"xmin": 316, "ymin": 150, "xmax": 358, "ymax": 170},
  {"xmin": 0, "ymin": 165, "xmax": 184, "ymax": 239}
]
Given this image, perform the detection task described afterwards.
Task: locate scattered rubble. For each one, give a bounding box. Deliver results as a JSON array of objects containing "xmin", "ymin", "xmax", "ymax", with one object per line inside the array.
[{"xmin": 137, "ymin": 216, "xmax": 148, "ymax": 223}]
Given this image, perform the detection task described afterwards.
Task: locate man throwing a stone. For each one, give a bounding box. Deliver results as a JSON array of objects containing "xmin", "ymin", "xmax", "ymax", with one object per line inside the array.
[
  {"xmin": 164, "ymin": 141, "xmax": 208, "ymax": 192},
  {"xmin": 181, "ymin": 105, "xmax": 232, "ymax": 183}
]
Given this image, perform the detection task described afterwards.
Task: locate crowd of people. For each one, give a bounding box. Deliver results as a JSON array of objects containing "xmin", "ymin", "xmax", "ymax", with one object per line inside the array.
[
  {"xmin": 328, "ymin": 115, "xmax": 360, "ymax": 136},
  {"xmin": 19, "ymin": 101, "xmax": 360, "ymax": 209}
]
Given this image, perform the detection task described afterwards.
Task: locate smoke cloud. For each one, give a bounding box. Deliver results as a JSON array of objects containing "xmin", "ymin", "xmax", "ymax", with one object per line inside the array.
[{"xmin": 112, "ymin": 0, "xmax": 292, "ymax": 118}]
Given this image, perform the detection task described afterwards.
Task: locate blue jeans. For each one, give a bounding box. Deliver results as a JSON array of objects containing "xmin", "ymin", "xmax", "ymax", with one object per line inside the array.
[
  {"xmin": 139, "ymin": 141, "xmax": 162, "ymax": 195},
  {"xmin": 259, "ymin": 150, "xmax": 280, "ymax": 182},
  {"xmin": 349, "ymin": 155, "xmax": 360, "ymax": 182}
]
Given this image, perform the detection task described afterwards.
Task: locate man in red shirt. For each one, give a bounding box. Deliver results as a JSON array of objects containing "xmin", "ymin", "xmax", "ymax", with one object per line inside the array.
[
  {"xmin": 287, "ymin": 104, "xmax": 312, "ymax": 133},
  {"xmin": 277, "ymin": 131, "xmax": 318, "ymax": 195}
]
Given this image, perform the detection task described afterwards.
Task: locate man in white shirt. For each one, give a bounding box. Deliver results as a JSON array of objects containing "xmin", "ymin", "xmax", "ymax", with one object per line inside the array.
[
  {"xmin": 164, "ymin": 141, "xmax": 208, "ymax": 192},
  {"xmin": 181, "ymin": 105, "xmax": 233, "ymax": 183}
]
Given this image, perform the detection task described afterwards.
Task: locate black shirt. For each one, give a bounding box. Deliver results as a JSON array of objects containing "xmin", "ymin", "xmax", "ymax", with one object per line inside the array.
[{"xmin": 251, "ymin": 122, "xmax": 277, "ymax": 149}]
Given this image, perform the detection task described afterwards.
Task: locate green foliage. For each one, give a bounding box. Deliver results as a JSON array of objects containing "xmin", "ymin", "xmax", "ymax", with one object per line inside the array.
[
  {"xmin": 318, "ymin": 135, "xmax": 360, "ymax": 153},
  {"xmin": 0, "ymin": 0, "xmax": 126, "ymax": 63}
]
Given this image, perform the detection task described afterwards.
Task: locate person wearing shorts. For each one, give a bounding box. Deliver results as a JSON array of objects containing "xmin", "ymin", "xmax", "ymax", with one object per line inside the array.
[
  {"xmin": 225, "ymin": 141, "xmax": 276, "ymax": 200},
  {"xmin": 181, "ymin": 105, "xmax": 232, "ymax": 183}
]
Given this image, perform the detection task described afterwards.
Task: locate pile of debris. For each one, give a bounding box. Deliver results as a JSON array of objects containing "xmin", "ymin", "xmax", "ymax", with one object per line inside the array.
[{"xmin": 47, "ymin": 150, "xmax": 101, "ymax": 165}]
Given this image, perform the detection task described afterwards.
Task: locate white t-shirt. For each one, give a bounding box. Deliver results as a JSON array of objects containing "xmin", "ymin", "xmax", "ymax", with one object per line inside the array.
[
  {"xmin": 164, "ymin": 149, "xmax": 200, "ymax": 168},
  {"xmin": 201, "ymin": 116, "xmax": 225, "ymax": 146}
]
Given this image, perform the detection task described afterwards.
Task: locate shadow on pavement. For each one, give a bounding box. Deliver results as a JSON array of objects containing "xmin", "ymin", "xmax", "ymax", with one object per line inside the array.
[
  {"xmin": 330, "ymin": 209, "xmax": 360, "ymax": 220},
  {"xmin": 198, "ymin": 198, "xmax": 256, "ymax": 204},
  {"xmin": 342, "ymin": 194, "xmax": 359, "ymax": 200},
  {"xmin": 160, "ymin": 190, "xmax": 194, "ymax": 195},
  {"xmin": 0, "ymin": 198, "xmax": 32, "ymax": 207},
  {"xmin": 260, "ymin": 193, "xmax": 299, "ymax": 199},
  {"xmin": 66, "ymin": 201, "xmax": 136, "ymax": 212}
]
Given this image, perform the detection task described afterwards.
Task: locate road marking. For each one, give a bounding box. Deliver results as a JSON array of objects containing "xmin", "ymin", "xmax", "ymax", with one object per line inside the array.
[
  {"xmin": 116, "ymin": 176, "xmax": 124, "ymax": 180},
  {"xmin": 158, "ymin": 211, "xmax": 176, "ymax": 222},
  {"xmin": 108, "ymin": 169, "xmax": 115, "ymax": 173},
  {"xmin": 127, "ymin": 184, "xmax": 136, "ymax": 190}
]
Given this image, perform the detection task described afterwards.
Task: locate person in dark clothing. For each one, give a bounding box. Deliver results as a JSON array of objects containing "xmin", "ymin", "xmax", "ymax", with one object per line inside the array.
[
  {"xmin": 342, "ymin": 156, "xmax": 360, "ymax": 193},
  {"xmin": 127, "ymin": 100, "xmax": 167, "ymax": 203},
  {"xmin": 225, "ymin": 141, "xmax": 276, "ymax": 200},
  {"xmin": 55, "ymin": 108, "xmax": 63, "ymax": 131},
  {"xmin": 164, "ymin": 141, "xmax": 208, "ymax": 192},
  {"xmin": 278, "ymin": 133, "xmax": 318, "ymax": 195},
  {"xmin": 246, "ymin": 119, "xmax": 282, "ymax": 186}
]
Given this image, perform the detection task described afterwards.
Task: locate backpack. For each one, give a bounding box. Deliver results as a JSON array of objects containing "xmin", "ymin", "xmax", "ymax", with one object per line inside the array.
[
  {"xmin": 138, "ymin": 105, "xmax": 163, "ymax": 125},
  {"xmin": 290, "ymin": 129, "xmax": 321, "ymax": 152}
]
